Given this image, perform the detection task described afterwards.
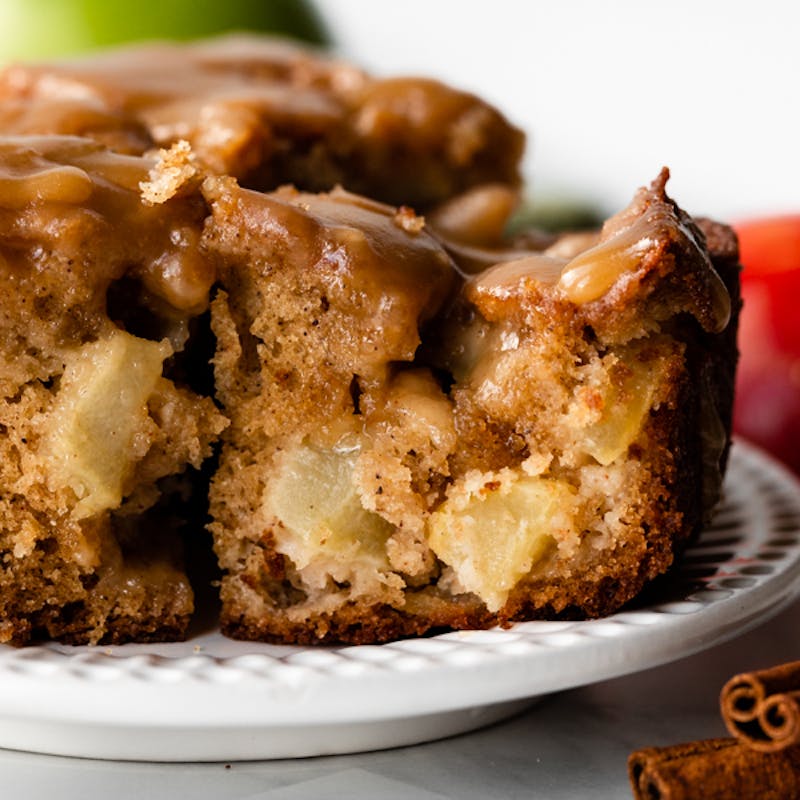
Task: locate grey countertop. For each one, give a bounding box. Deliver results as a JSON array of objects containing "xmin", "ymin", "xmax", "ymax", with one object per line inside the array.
[{"xmin": 5, "ymin": 596, "xmax": 798, "ymax": 800}]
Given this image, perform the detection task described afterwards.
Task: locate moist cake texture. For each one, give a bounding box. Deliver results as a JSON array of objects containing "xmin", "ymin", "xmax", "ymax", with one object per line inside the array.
[{"xmin": 0, "ymin": 36, "xmax": 740, "ymax": 645}]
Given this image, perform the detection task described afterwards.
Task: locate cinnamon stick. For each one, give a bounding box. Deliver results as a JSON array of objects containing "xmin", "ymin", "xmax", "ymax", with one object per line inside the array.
[
  {"xmin": 628, "ymin": 739, "xmax": 735, "ymax": 795},
  {"xmin": 720, "ymin": 660, "xmax": 800, "ymax": 752},
  {"xmin": 628, "ymin": 739, "xmax": 800, "ymax": 800}
]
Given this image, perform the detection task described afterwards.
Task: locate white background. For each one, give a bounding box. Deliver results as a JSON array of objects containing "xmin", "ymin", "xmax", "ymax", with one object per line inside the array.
[{"xmin": 316, "ymin": 0, "xmax": 799, "ymax": 222}]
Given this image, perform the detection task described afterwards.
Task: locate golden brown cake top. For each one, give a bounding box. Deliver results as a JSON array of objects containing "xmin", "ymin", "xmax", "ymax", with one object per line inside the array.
[{"xmin": 0, "ymin": 132, "xmax": 734, "ymax": 361}]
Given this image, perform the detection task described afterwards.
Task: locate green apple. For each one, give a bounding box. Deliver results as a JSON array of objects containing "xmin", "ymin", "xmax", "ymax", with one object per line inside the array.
[{"xmin": 0, "ymin": 0, "xmax": 327, "ymax": 61}]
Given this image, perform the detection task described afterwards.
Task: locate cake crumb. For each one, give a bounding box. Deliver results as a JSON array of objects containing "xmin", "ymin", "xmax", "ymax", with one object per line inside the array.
[
  {"xmin": 394, "ymin": 205, "xmax": 425, "ymax": 234},
  {"xmin": 140, "ymin": 140, "xmax": 198, "ymax": 205}
]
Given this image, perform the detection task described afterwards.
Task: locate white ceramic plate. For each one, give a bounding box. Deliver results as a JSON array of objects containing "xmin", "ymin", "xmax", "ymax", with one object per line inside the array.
[{"xmin": 0, "ymin": 438, "xmax": 798, "ymax": 762}]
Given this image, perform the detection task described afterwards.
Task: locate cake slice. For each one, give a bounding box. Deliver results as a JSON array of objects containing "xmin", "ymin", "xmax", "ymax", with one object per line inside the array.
[
  {"xmin": 205, "ymin": 169, "xmax": 739, "ymax": 644},
  {"xmin": 0, "ymin": 136, "xmax": 225, "ymax": 644}
]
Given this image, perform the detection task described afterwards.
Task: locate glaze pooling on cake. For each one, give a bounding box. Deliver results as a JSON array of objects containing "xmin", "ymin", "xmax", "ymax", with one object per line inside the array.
[
  {"xmin": 0, "ymin": 35, "xmax": 524, "ymax": 209},
  {"xmin": 0, "ymin": 36, "xmax": 740, "ymax": 645}
]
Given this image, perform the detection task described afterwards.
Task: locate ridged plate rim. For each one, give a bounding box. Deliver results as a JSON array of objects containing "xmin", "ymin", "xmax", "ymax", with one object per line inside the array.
[{"xmin": 0, "ymin": 438, "xmax": 798, "ymax": 760}]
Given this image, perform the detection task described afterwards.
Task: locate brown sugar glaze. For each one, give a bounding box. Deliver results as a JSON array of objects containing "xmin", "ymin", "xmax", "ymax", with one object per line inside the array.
[{"xmin": 0, "ymin": 35, "xmax": 524, "ymax": 209}]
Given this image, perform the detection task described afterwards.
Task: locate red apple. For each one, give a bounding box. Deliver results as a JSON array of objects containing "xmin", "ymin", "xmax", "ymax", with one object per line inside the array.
[{"xmin": 733, "ymin": 215, "xmax": 800, "ymax": 473}]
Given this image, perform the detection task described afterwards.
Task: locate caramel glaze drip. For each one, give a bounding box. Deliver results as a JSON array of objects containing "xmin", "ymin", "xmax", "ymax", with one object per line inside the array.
[
  {"xmin": 463, "ymin": 169, "xmax": 731, "ymax": 337},
  {"xmin": 0, "ymin": 135, "xmax": 457, "ymax": 354},
  {"xmin": 202, "ymin": 179, "xmax": 454, "ymax": 298},
  {"xmin": 0, "ymin": 136, "xmax": 214, "ymax": 344}
]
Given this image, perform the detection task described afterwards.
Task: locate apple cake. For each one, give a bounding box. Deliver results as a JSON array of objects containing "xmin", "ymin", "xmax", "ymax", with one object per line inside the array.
[
  {"xmin": 0, "ymin": 136, "xmax": 226, "ymax": 644},
  {"xmin": 0, "ymin": 37, "xmax": 740, "ymax": 645}
]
